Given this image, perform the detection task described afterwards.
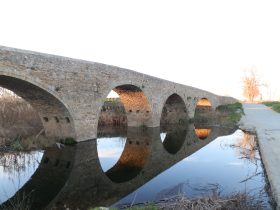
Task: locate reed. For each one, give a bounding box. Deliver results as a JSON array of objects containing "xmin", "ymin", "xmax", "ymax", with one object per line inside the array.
[{"xmin": 0, "ymin": 96, "xmax": 42, "ymax": 145}]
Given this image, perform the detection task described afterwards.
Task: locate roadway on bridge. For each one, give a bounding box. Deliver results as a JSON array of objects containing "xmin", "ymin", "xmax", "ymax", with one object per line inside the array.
[{"xmin": 240, "ymin": 103, "xmax": 280, "ymax": 208}]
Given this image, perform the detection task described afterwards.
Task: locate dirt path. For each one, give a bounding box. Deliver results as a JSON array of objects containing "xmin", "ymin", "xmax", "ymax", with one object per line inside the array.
[{"xmin": 240, "ymin": 103, "xmax": 280, "ymax": 209}]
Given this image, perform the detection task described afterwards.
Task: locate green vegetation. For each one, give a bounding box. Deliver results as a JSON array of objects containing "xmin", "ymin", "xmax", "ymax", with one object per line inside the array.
[
  {"xmin": 60, "ymin": 137, "xmax": 77, "ymax": 145},
  {"xmin": 272, "ymin": 104, "xmax": 280, "ymax": 113},
  {"xmin": 262, "ymin": 101, "xmax": 280, "ymax": 107},
  {"xmin": 216, "ymin": 102, "xmax": 244, "ymax": 114},
  {"xmin": 263, "ymin": 101, "xmax": 280, "ymax": 113},
  {"xmin": 216, "ymin": 102, "xmax": 244, "ymax": 124}
]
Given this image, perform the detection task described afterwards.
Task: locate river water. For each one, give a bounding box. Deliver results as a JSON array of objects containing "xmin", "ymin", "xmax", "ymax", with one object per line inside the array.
[{"xmin": 0, "ymin": 125, "xmax": 272, "ymax": 209}]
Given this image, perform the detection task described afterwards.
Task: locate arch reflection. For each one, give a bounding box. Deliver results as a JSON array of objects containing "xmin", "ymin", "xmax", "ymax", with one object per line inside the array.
[
  {"xmin": 97, "ymin": 127, "xmax": 152, "ymax": 183},
  {"xmin": 160, "ymin": 94, "xmax": 188, "ymax": 154},
  {"xmin": 160, "ymin": 125, "xmax": 187, "ymax": 154},
  {"xmin": 46, "ymin": 126, "xmax": 236, "ymax": 209},
  {"xmin": 1, "ymin": 126, "xmax": 238, "ymax": 210},
  {"xmin": 195, "ymin": 127, "xmax": 212, "ymax": 140}
]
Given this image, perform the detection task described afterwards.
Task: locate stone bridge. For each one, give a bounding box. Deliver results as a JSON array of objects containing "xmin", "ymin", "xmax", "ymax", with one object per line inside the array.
[{"xmin": 0, "ymin": 46, "xmax": 236, "ymax": 142}]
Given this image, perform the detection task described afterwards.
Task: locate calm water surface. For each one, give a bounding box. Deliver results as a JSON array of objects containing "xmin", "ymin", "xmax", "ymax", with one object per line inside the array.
[
  {"xmin": 113, "ymin": 129, "xmax": 270, "ymax": 208},
  {"xmin": 0, "ymin": 125, "xmax": 272, "ymax": 209}
]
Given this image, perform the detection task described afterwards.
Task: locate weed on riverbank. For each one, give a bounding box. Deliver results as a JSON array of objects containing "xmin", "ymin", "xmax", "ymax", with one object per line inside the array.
[
  {"xmin": 263, "ymin": 101, "xmax": 280, "ymax": 113},
  {"xmin": 109, "ymin": 191, "xmax": 269, "ymax": 210}
]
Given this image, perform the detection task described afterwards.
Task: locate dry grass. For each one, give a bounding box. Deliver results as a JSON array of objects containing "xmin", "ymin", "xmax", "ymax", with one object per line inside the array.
[
  {"xmin": 153, "ymin": 193, "xmax": 265, "ymax": 210},
  {"xmin": 120, "ymin": 181, "xmax": 272, "ymax": 210},
  {"xmin": 0, "ymin": 97, "xmax": 41, "ymax": 128},
  {"xmin": 122, "ymin": 191, "xmax": 270, "ymax": 210},
  {"xmin": 0, "ymin": 97, "xmax": 43, "ymax": 146}
]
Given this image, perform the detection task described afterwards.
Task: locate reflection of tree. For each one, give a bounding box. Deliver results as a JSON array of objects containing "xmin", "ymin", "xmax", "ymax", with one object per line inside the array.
[
  {"xmin": 228, "ymin": 132, "xmax": 264, "ymax": 185},
  {"xmin": 0, "ymin": 151, "xmax": 42, "ymax": 178},
  {"xmin": 233, "ymin": 132, "xmax": 258, "ymax": 161}
]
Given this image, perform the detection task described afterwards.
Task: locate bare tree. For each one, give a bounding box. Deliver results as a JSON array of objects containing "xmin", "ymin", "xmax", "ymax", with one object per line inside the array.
[{"xmin": 242, "ymin": 67, "xmax": 260, "ymax": 102}]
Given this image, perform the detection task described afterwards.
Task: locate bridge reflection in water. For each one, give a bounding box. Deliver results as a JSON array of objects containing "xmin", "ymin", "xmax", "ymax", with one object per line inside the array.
[{"xmin": 1, "ymin": 124, "xmax": 236, "ymax": 210}]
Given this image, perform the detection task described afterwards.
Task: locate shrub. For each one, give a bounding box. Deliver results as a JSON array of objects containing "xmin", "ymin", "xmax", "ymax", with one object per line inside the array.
[{"xmin": 60, "ymin": 137, "xmax": 77, "ymax": 145}]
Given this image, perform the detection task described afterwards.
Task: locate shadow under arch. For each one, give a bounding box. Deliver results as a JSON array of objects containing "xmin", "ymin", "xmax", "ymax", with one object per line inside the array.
[
  {"xmin": 160, "ymin": 93, "xmax": 188, "ymax": 154},
  {"xmin": 0, "ymin": 75, "xmax": 76, "ymax": 138}
]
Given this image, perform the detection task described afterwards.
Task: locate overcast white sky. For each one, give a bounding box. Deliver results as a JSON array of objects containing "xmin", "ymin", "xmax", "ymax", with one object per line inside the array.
[{"xmin": 1, "ymin": 0, "xmax": 280, "ymax": 100}]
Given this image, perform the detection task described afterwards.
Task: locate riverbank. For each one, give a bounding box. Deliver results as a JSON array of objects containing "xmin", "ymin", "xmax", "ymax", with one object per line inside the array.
[
  {"xmin": 113, "ymin": 192, "xmax": 268, "ymax": 210},
  {"xmin": 239, "ymin": 103, "xmax": 280, "ymax": 209}
]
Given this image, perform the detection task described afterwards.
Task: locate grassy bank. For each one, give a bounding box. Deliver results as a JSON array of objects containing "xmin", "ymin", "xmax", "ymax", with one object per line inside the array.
[{"xmin": 262, "ymin": 101, "xmax": 280, "ymax": 113}]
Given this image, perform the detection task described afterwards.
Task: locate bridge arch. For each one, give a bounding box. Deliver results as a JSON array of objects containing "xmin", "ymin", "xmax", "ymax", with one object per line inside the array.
[
  {"xmin": 0, "ymin": 74, "xmax": 76, "ymax": 139},
  {"xmin": 97, "ymin": 84, "xmax": 152, "ymax": 128},
  {"xmin": 196, "ymin": 97, "xmax": 212, "ymax": 111},
  {"xmin": 160, "ymin": 93, "xmax": 188, "ymax": 125},
  {"xmin": 159, "ymin": 93, "xmax": 188, "ymax": 154},
  {"xmin": 104, "ymin": 128, "xmax": 151, "ymax": 183},
  {"xmin": 194, "ymin": 97, "xmax": 213, "ymax": 118},
  {"xmin": 193, "ymin": 97, "xmax": 216, "ymax": 127}
]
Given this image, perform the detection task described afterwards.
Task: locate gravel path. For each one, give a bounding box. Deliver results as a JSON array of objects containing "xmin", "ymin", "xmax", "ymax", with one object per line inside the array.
[{"xmin": 240, "ymin": 103, "xmax": 280, "ymax": 209}]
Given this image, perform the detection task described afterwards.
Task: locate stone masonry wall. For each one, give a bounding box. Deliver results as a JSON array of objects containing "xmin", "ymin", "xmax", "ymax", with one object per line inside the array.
[{"xmin": 0, "ymin": 46, "xmax": 238, "ymax": 142}]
